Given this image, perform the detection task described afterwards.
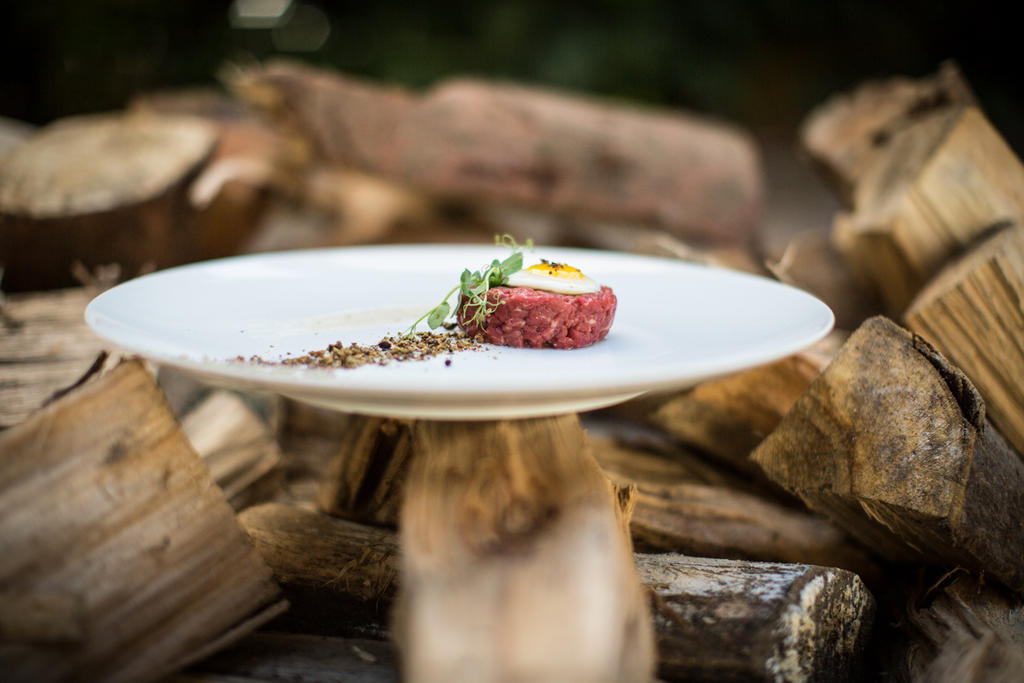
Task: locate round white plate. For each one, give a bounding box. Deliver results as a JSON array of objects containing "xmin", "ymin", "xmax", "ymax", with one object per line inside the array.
[{"xmin": 85, "ymin": 244, "xmax": 834, "ymax": 419}]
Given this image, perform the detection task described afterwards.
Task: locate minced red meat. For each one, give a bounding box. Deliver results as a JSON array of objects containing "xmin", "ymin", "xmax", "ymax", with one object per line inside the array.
[{"xmin": 457, "ymin": 285, "xmax": 617, "ymax": 349}]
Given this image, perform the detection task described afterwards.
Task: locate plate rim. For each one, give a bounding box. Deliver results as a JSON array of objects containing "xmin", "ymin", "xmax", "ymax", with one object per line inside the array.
[{"xmin": 84, "ymin": 243, "xmax": 835, "ymax": 417}]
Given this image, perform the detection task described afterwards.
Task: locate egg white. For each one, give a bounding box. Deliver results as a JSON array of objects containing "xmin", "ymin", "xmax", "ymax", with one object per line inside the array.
[{"xmin": 506, "ymin": 264, "xmax": 601, "ymax": 295}]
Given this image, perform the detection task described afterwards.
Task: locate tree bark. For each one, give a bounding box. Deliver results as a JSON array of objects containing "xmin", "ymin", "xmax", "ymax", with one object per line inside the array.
[
  {"xmin": 316, "ymin": 417, "xmax": 413, "ymax": 526},
  {"xmin": 0, "ymin": 359, "xmax": 282, "ymax": 682},
  {"xmin": 902, "ymin": 574, "xmax": 1024, "ymax": 682},
  {"xmin": 395, "ymin": 415, "xmax": 654, "ymax": 683},
  {"xmin": 239, "ymin": 503, "xmax": 397, "ymax": 639},
  {"xmin": 237, "ymin": 503, "xmax": 877, "ymax": 682},
  {"xmin": 752, "ymin": 316, "xmax": 1024, "ymax": 591},
  {"xmin": 639, "ymin": 553, "xmax": 875, "ymax": 682},
  {"xmin": 231, "ymin": 61, "xmax": 763, "ymax": 247},
  {"xmin": 0, "ymin": 113, "xmax": 220, "ymax": 291}
]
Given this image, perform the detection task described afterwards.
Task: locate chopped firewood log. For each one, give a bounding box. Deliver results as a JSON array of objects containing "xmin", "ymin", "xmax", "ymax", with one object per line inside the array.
[
  {"xmin": 766, "ymin": 228, "xmax": 883, "ymax": 330},
  {"xmin": 273, "ymin": 402, "xmax": 357, "ymax": 506},
  {"xmin": 231, "ymin": 61, "xmax": 763, "ymax": 247},
  {"xmin": 905, "ymin": 224, "xmax": 1024, "ymax": 458},
  {"xmin": 396, "ymin": 416, "xmax": 655, "ymax": 682},
  {"xmin": 832, "ymin": 106, "xmax": 1024, "ymax": 313},
  {"xmin": 0, "ymin": 112, "xmax": 264, "ymax": 292},
  {"xmin": 317, "ymin": 417, "xmax": 412, "ymax": 525},
  {"xmin": 0, "ymin": 287, "xmax": 109, "ymax": 428},
  {"xmin": 239, "ymin": 503, "xmax": 397, "ymax": 639},
  {"xmin": 130, "ymin": 91, "xmax": 279, "ymax": 256},
  {"xmin": 800, "ymin": 60, "xmax": 976, "ymax": 205},
  {"xmin": 902, "ymin": 574, "xmax": 1024, "ymax": 682},
  {"xmin": 238, "ymin": 502, "xmax": 876, "ymax": 681},
  {"xmin": 639, "ymin": 553, "xmax": 875, "ymax": 682},
  {"xmin": 170, "ymin": 632, "xmax": 397, "ymax": 683},
  {"xmin": 0, "ymin": 359, "xmax": 282, "ymax": 682},
  {"xmin": 589, "ymin": 435, "xmax": 876, "ymax": 575},
  {"xmin": 752, "ymin": 316, "xmax": 1024, "ymax": 591},
  {"xmin": 181, "ymin": 391, "xmax": 283, "ymax": 511},
  {"xmin": 610, "ymin": 347, "xmax": 831, "ymax": 477},
  {"xmin": 607, "ymin": 476, "xmax": 876, "ymax": 578},
  {"xmin": 588, "ymin": 433, "xmax": 729, "ymax": 488}
]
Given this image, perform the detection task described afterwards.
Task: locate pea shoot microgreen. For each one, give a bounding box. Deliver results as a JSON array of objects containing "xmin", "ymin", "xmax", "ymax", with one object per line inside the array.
[{"xmin": 406, "ymin": 234, "xmax": 534, "ymax": 336}]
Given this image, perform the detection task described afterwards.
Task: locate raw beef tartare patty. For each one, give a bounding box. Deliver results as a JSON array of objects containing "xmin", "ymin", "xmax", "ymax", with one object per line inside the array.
[{"xmin": 457, "ymin": 285, "xmax": 616, "ymax": 349}]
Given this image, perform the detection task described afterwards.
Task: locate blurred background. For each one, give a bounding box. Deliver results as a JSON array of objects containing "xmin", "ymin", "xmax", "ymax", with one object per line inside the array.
[
  {"xmin": 2, "ymin": 0, "xmax": 1020, "ymax": 149},
  {"xmin": 1, "ymin": 0, "xmax": 1021, "ymax": 307}
]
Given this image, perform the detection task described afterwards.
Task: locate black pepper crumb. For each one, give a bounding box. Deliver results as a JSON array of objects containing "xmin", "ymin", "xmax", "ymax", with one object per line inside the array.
[{"xmin": 242, "ymin": 331, "xmax": 482, "ymax": 370}]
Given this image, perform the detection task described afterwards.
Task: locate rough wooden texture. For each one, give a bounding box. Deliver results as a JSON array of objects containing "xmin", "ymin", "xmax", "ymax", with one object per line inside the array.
[
  {"xmin": 0, "ymin": 287, "xmax": 109, "ymax": 428},
  {"xmin": 0, "ymin": 359, "xmax": 282, "ymax": 682},
  {"xmin": 905, "ymin": 224, "xmax": 1024, "ymax": 459},
  {"xmin": 800, "ymin": 61, "xmax": 976, "ymax": 205},
  {"xmin": 639, "ymin": 553, "xmax": 875, "ymax": 682},
  {"xmin": 396, "ymin": 415, "xmax": 654, "ymax": 683},
  {"xmin": 317, "ymin": 417, "xmax": 412, "ymax": 525},
  {"xmin": 235, "ymin": 500, "xmax": 877, "ymax": 681},
  {"xmin": 0, "ymin": 113, "xmax": 221, "ymax": 291},
  {"xmin": 903, "ymin": 574, "xmax": 1024, "ymax": 682},
  {"xmin": 172, "ymin": 632, "xmax": 398, "ymax": 683},
  {"xmin": 833, "ymin": 106, "xmax": 1024, "ymax": 313},
  {"xmin": 181, "ymin": 391, "xmax": 283, "ymax": 511},
  {"xmin": 233, "ymin": 61, "xmax": 763, "ymax": 247},
  {"xmin": 752, "ymin": 316, "xmax": 1024, "ymax": 590},
  {"xmin": 598, "ymin": 456, "xmax": 876, "ymax": 577},
  {"xmin": 611, "ymin": 350, "xmax": 829, "ymax": 476},
  {"xmin": 239, "ymin": 503, "xmax": 397, "ymax": 639}
]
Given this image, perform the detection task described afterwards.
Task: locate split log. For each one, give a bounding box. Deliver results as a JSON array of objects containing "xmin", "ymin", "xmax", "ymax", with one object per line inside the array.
[
  {"xmin": 610, "ymin": 348, "xmax": 831, "ymax": 477},
  {"xmin": 903, "ymin": 574, "xmax": 1024, "ymax": 682},
  {"xmin": 396, "ymin": 416, "xmax": 654, "ymax": 683},
  {"xmin": 0, "ymin": 113, "xmax": 220, "ymax": 291},
  {"xmin": 274, "ymin": 402, "xmax": 360, "ymax": 506},
  {"xmin": 232, "ymin": 61, "xmax": 763, "ymax": 247},
  {"xmin": 639, "ymin": 553, "xmax": 875, "ymax": 682},
  {"xmin": 317, "ymin": 417, "xmax": 412, "ymax": 525},
  {"xmin": 905, "ymin": 224, "xmax": 1024, "ymax": 458},
  {"xmin": 800, "ymin": 60, "xmax": 976, "ymax": 205},
  {"xmin": 588, "ymin": 432, "xmax": 735, "ymax": 489},
  {"xmin": 240, "ymin": 503, "xmax": 397, "ymax": 639},
  {"xmin": 833, "ymin": 105, "xmax": 1024, "ymax": 312},
  {"xmin": 237, "ymin": 502, "xmax": 876, "ymax": 681},
  {"xmin": 0, "ymin": 287, "xmax": 109, "ymax": 428},
  {"xmin": 171, "ymin": 632, "xmax": 397, "ymax": 683},
  {"xmin": 752, "ymin": 316, "xmax": 1024, "ymax": 591},
  {"xmin": 590, "ymin": 436, "xmax": 876, "ymax": 576},
  {"xmin": 181, "ymin": 391, "xmax": 283, "ymax": 511},
  {"xmin": 0, "ymin": 359, "xmax": 282, "ymax": 682}
]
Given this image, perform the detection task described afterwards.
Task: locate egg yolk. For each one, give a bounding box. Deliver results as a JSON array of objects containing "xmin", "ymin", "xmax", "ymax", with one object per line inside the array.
[{"xmin": 526, "ymin": 262, "xmax": 584, "ymax": 279}]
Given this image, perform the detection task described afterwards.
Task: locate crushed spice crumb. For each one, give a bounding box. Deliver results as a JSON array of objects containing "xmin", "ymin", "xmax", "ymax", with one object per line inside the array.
[{"xmin": 241, "ymin": 331, "xmax": 482, "ymax": 370}]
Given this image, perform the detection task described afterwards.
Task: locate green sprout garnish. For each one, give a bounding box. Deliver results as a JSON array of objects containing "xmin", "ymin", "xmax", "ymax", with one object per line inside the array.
[{"xmin": 406, "ymin": 234, "xmax": 534, "ymax": 336}]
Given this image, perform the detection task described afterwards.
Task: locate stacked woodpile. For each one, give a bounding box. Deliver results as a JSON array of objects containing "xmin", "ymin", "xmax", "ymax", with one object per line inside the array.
[{"xmin": 2, "ymin": 60, "xmax": 1023, "ymax": 681}]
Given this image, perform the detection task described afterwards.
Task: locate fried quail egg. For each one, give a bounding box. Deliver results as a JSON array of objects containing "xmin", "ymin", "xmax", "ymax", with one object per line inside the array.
[{"xmin": 506, "ymin": 259, "xmax": 601, "ymax": 295}]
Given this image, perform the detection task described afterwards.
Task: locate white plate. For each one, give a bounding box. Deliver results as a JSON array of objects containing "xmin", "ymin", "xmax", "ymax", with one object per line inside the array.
[{"xmin": 85, "ymin": 244, "xmax": 834, "ymax": 419}]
